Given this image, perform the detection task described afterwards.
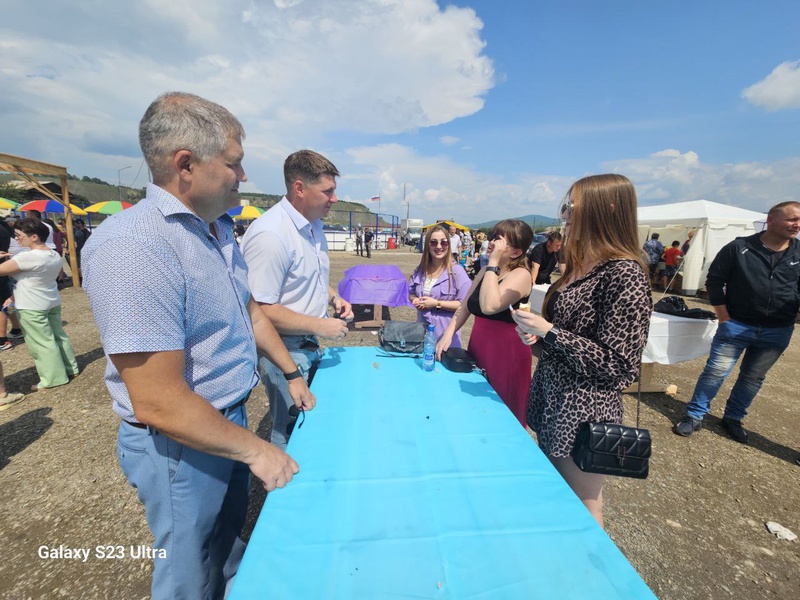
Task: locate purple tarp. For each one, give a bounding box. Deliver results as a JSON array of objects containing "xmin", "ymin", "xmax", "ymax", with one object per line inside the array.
[{"xmin": 337, "ymin": 264, "xmax": 414, "ymax": 307}]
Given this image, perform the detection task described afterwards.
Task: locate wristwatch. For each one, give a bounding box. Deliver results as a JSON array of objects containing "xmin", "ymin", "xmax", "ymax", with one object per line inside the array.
[
  {"xmin": 436, "ymin": 302, "xmax": 442, "ymax": 310},
  {"xmin": 543, "ymin": 326, "xmax": 560, "ymax": 346},
  {"xmin": 283, "ymin": 366, "xmax": 303, "ymax": 381},
  {"xmin": 485, "ymin": 266, "xmax": 500, "ymax": 275}
]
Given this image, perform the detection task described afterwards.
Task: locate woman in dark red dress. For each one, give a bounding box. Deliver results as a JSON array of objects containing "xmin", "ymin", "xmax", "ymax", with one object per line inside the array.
[{"xmin": 436, "ymin": 219, "xmax": 534, "ymax": 425}]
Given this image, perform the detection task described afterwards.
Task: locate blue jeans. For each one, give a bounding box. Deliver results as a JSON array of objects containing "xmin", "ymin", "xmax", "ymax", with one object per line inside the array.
[
  {"xmin": 117, "ymin": 403, "xmax": 250, "ymax": 600},
  {"xmin": 259, "ymin": 335, "xmax": 322, "ymax": 450},
  {"xmin": 686, "ymin": 319, "xmax": 793, "ymax": 421}
]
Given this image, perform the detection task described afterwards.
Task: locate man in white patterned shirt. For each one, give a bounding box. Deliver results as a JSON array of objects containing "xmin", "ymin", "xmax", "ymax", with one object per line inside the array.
[{"xmin": 83, "ymin": 92, "xmax": 315, "ymax": 600}]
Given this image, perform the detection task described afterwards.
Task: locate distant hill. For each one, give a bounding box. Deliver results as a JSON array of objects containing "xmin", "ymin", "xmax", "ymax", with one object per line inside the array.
[
  {"xmin": 240, "ymin": 193, "xmax": 385, "ymax": 227},
  {"xmin": 1, "ymin": 173, "xmax": 387, "ymax": 226},
  {"xmin": 0, "ymin": 174, "xmax": 145, "ymax": 206},
  {"xmin": 467, "ymin": 213, "xmax": 560, "ymax": 232}
]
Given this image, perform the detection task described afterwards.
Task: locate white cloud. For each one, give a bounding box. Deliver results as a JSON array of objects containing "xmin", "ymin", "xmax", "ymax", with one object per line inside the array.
[
  {"xmin": 338, "ymin": 146, "xmax": 795, "ymax": 224},
  {"xmin": 2, "ymin": 2, "xmax": 798, "ymax": 227},
  {"xmin": 742, "ymin": 61, "xmax": 800, "ymax": 110},
  {"xmin": 603, "ymin": 149, "xmax": 800, "ymax": 212},
  {"xmin": 342, "ymin": 143, "xmax": 573, "ymax": 224},
  {"xmin": 0, "ymin": 0, "xmax": 493, "ymax": 183}
]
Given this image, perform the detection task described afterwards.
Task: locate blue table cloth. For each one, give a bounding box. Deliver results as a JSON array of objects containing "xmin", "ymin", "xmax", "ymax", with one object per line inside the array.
[{"xmin": 231, "ymin": 347, "xmax": 655, "ymax": 599}]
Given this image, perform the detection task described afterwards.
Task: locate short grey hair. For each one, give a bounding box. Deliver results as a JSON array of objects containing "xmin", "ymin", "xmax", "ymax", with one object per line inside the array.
[{"xmin": 139, "ymin": 92, "xmax": 245, "ymax": 184}]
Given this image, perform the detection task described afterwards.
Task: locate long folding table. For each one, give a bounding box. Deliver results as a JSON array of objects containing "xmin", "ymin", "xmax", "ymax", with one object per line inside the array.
[{"xmin": 230, "ymin": 347, "xmax": 655, "ymax": 599}]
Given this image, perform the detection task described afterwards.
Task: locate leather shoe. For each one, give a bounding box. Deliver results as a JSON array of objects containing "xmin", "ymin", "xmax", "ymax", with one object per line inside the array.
[
  {"xmin": 721, "ymin": 418, "xmax": 748, "ymax": 444},
  {"xmin": 673, "ymin": 416, "xmax": 703, "ymax": 437}
]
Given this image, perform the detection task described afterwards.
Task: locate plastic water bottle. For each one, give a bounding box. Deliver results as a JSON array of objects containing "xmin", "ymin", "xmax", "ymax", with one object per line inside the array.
[{"xmin": 422, "ymin": 324, "xmax": 436, "ymax": 372}]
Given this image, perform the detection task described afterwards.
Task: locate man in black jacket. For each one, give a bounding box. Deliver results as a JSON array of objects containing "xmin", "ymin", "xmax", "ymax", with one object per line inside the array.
[{"xmin": 673, "ymin": 201, "xmax": 800, "ymax": 443}]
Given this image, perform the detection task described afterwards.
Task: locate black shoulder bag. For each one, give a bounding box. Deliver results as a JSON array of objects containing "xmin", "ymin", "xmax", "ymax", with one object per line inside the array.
[
  {"xmin": 378, "ymin": 321, "xmax": 426, "ymax": 355},
  {"xmin": 571, "ymin": 367, "xmax": 652, "ymax": 479}
]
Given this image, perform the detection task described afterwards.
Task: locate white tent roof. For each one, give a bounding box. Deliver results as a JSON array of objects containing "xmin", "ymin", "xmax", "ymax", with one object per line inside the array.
[
  {"xmin": 638, "ymin": 199, "xmax": 766, "ymax": 227},
  {"xmin": 637, "ymin": 199, "xmax": 768, "ymax": 295}
]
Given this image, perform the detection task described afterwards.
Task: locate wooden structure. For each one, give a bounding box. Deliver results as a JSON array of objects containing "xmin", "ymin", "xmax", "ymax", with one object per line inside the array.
[{"xmin": 0, "ymin": 153, "xmax": 81, "ymax": 287}]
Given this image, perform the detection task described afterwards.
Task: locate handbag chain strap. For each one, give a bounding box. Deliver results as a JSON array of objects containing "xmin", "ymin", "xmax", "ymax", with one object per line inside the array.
[{"xmin": 635, "ymin": 363, "xmax": 642, "ymax": 429}]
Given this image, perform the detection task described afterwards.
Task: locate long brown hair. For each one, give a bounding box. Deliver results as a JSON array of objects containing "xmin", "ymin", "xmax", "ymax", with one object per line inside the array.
[
  {"xmin": 550, "ymin": 174, "xmax": 645, "ymax": 298},
  {"xmin": 412, "ymin": 224, "xmax": 456, "ymax": 293},
  {"xmin": 489, "ymin": 219, "xmax": 533, "ymax": 272}
]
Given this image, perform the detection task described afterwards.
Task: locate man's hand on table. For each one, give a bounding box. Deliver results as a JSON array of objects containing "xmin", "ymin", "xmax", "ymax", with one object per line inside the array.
[
  {"xmin": 245, "ymin": 440, "xmax": 299, "ymax": 492},
  {"xmin": 288, "ymin": 377, "xmax": 316, "ymax": 411}
]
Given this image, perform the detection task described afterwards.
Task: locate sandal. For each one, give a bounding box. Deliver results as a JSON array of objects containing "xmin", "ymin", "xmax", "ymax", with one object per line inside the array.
[{"xmin": 0, "ymin": 392, "xmax": 26, "ymax": 411}]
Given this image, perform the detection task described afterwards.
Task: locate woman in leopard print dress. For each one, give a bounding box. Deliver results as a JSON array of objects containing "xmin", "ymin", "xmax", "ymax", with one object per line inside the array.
[{"xmin": 512, "ymin": 174, "xmax": 652, "ymax": 528}]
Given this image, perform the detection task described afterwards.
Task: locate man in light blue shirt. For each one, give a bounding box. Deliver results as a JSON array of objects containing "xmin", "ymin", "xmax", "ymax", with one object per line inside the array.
[
  {"xmin": 83, "ymin": 92, "xmax": 315, "ymax": 600},
  {"xmin": 241, "ymin": 150, "xmax": 353, "ymax": 449}
]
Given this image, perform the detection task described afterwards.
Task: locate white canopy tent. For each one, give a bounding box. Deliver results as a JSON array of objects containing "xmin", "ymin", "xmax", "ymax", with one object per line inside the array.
[{"xmin": 637, "ymin": 200, "xmax": 766, "ymax": 296}]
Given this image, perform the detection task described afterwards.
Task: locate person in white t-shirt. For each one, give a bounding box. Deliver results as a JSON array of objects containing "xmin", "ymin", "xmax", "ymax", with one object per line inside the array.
[
  {"xmin": 0, "ymin": 218, "xmax": 78, "ymax": 391},
  {"xmin": 449, "ymin": 225, "xmax": 462, "ymax": 261}
]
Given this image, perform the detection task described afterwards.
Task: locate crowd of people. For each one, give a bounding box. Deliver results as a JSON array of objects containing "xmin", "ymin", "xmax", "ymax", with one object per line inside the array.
[{"xmin": 9, "ymin": 91, "xmax": 794, "ymax": 599}]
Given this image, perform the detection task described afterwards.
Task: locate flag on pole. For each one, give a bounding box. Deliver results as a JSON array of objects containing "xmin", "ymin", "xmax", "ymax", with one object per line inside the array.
[{"xmin": 370, "ymin": 195, "xmax": 381, "ymax": 201}]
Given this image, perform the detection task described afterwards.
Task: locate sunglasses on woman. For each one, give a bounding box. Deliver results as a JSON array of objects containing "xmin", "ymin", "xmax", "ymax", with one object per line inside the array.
[
  {"xmin": 429, "ymin": 239, "xmax": 449, "ymax": 247},
  {"xmin": 560, "ymin": 199, "xmax": 574, "ymax": 219}
]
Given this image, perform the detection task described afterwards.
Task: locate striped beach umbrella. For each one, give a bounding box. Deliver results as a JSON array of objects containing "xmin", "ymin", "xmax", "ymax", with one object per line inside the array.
[
  {"xmin": 19, "ymin": 200, "xmax": 88, "ymax": 215},
  {"xmin": 227, "ymin": 205, "xmax": 265, "ymax": 220},
  {"xmin": 84, "ymin": 201, "xmax": 135, "ymax": 215},
  {"xmin": 0, "ymin": 197, "xmax": 20, "ymax": 210}
]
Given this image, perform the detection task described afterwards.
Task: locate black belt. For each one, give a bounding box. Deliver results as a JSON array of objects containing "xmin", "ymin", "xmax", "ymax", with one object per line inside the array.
[{"xmin": 124, "ymin": 391, "xmax": 251, "ymax": 430}]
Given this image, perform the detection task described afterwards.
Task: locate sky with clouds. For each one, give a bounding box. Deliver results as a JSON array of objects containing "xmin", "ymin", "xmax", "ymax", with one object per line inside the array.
[{"xmin": 1, "ymin": 0, "xmax": 797, "ymax": 224}]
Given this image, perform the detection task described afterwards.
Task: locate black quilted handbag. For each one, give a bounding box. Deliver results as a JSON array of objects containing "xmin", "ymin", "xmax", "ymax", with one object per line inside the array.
[
  {"xmin": 571, "ymin": 422, "xmax": 651, "ymax": 479},
  {"xmin": 571, "ymin": 366, "xmax": 651, "ymax": 479}
]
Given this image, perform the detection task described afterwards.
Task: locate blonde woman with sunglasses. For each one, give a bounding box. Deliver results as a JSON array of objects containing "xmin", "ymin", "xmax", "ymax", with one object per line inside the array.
[
  {"xmin": 512, "ymin": 174, "xmax": 652, "ymax": 527},
  {"xmin": 408, "ymin": 225, "xmax": 472, "ymax": 345}
]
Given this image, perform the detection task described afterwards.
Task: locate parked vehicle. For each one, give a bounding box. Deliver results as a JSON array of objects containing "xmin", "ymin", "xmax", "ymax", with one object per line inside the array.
[{"xmin": 401, "ymin": 218, "xmax": 424, "ymax": 245}]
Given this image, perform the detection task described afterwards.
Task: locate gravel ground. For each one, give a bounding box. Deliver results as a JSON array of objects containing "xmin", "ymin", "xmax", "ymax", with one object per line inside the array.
[{"xmin": 1, "ymin": 248, "xmax": 798, "ymax": 599}]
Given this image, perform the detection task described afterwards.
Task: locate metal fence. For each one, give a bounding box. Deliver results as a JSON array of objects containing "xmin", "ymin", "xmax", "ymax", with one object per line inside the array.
[{"xmin": 325, "ymin": 209, "xmax": 407, "ymax": 251}]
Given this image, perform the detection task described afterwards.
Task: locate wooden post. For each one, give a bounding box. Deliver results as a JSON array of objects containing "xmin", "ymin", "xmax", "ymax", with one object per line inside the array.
[{"xmin": 60, "ymin": 174, "xmax": 81, "ymax": 288}]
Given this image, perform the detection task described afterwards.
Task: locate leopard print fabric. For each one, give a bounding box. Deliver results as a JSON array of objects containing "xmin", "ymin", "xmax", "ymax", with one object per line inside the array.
[{"xmin": 527, "ymin": 259, "xmax": 652, "ymax": 458}]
